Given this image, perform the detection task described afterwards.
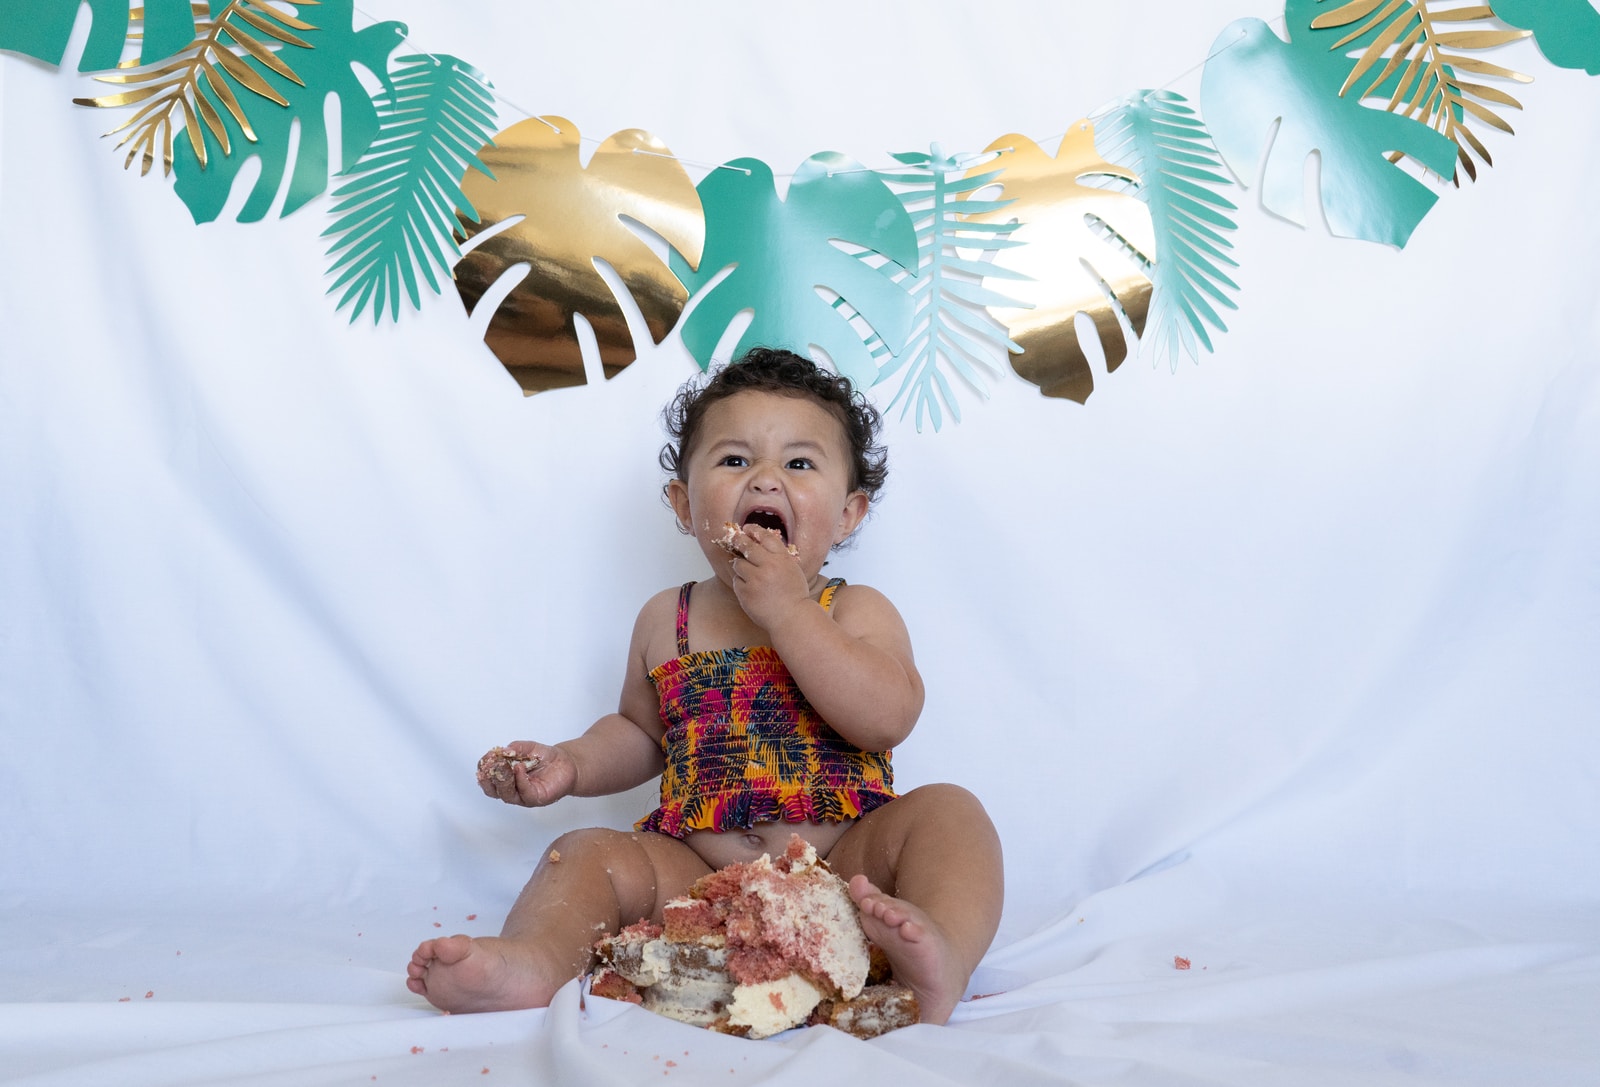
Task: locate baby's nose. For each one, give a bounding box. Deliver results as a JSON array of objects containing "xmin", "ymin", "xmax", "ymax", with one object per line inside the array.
[{"xmin": 748, "ymin": 460, "xmax": 782, "ymax": 489}]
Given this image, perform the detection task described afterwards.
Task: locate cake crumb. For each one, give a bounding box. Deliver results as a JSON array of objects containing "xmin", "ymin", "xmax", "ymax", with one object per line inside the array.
[
  {"xmin": 549, "ymin": 849, "xmax": 562, "ymax": 863},
  {"xmin": 1174, "ymin": 956, "xmax": 1191, "ymax": 970}
]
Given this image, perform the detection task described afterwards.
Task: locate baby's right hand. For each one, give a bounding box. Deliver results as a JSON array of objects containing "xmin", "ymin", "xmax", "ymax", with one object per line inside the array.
[{"xmin": 476, "ymin": 741, "xmax": 575, "ymax": 807}]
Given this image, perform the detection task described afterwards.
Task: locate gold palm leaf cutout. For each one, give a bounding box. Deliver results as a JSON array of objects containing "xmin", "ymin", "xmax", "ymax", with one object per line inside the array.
[
  {"xmin": 962, "ymin": 123, "xmax": 1155, "ymax": 404},
  {"xmin": 73, "ymin": 1, "xmax": 316, "ymax": 176},
  {"xmin": 1312, "ymin": 0, "xmax": 1532, "ymax": 182},
  {"xmin": 452, "ymin": 117, "xmax": 705, "ymax": 395}
]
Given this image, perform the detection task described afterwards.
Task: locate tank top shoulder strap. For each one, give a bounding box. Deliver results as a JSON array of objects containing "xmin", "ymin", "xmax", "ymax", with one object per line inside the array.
[
  {"xmin": 818, "ymin": 577, "xmax": 846, "ymax": 613},
  {"xmin": 675, "ymin": 582, "xmax": 695, "ymax": 655}
]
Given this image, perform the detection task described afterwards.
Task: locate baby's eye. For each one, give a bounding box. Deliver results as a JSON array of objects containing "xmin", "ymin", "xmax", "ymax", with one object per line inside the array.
[
  {"xmin": 785, "ymin": 458, "xmax": 814, "ymax": 470},
  {"xmin": 719, "ymin": 455, "xmax": 748, "ymax": 468}
]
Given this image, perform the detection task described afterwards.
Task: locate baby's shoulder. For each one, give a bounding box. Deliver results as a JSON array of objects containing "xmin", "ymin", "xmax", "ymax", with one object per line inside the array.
[{"xmin": 825, "ymin": 581, "xmax": 905, "ymax": 627}]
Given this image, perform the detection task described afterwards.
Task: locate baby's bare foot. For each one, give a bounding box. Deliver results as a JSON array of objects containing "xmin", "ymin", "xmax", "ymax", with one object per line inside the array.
[
  {"xmin": 406, "ymin": 934, "xmax": 560, "ymax": 1013},
  {"xmin": 848, "ymin": 875, "xmax": 969, "ymax": 1026}
]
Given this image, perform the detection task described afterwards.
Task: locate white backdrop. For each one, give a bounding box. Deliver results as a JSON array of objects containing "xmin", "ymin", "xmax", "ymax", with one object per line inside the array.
[{"xmin": 3, "ymin": 2, "xmax": 1598, "ymax": 1084}]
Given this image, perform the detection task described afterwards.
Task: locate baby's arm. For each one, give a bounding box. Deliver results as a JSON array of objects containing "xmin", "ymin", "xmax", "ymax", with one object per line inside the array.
[
  {"xmin": 732, "ymin": 529, "xmax": 922, "ymax": 750},
  {"xmin": 480, "ymin": 593, "xmax": 670, "ymax": 807},
  {"xmin": 769, "ymin": 582, "xmax": 923, "ymax": 751}
]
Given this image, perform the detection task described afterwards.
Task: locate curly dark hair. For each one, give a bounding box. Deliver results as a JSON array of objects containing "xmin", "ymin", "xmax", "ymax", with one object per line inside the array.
[{"xmin": 659, "ymin": 347, "xmax": 888, "ymax": 502}]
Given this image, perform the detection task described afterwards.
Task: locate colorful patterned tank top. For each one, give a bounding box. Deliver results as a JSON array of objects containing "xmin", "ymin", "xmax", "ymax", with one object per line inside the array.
[{"xmin": 634, "ymin": 579, "xmax": 897, "ymax": 838}]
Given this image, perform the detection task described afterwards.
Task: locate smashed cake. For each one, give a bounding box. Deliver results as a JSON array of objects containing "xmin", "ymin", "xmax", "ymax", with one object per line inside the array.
[
  {"xmin": 475, "ymin": 746, "xmax": 541, "ymax": 791},
  {"xmin": 591, "ymin": 835, "xmax": 918, "ymax": 1038}
]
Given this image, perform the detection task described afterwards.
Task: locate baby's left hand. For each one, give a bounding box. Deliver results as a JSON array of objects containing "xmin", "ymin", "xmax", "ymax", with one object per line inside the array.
[{"xmin": 727, "ymin": 524, "xmax": 808, "ymax": 628}]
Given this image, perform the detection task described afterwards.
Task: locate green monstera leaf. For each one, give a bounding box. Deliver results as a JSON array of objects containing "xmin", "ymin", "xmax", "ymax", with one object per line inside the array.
[
  {"xmin": 169, "ymin": 0, "xmax": 407, "ymax": 223},
  {"xmin": 872, "ymin": 146, "xmax": 1028, "ymax": 432},
  {"xmin": 1200, "ymin": 0, "xmax": 1461, "ymax": 246},
  {"xmin": 1490, "ymin": 0, "xmax": 1600, "ymax": 74},
  {"xmin": 670, "ymin": 153, "xmax": 919, "ymax": 390},
  {"xmin": 0, "ymin": 0, "xmax": 194, "ymax": 70},
  {"xmin": 1310, "ymin": 0, "xmax": 1532, "ymax": 183},
  {"xmin": 322, "ymin": 54, "xmax": 498, "ymax": 323},
  {"xmin": 1092, "ymin": 89, "xmax": 1241, "ymax": 370}
]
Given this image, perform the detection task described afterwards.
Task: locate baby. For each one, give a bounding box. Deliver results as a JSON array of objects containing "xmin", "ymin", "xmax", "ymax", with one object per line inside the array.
[{"xmin": 407, "ymin": 347, "xmax": 1004, "ymax": 1026}]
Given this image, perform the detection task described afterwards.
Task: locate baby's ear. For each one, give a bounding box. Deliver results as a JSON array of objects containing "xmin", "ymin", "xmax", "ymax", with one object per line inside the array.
[
  {"xmin": 666, "ymin": 478, "xmax": 692, "ymax": 530},
  {"xmin": 833, "ymin": 491, "xmax": 869, "ymax": 545}
]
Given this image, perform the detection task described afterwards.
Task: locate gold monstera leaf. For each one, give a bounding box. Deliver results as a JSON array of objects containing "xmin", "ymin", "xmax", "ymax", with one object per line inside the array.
[
  {"xmin": 453, "ymin": 117, "xmax": 704, "ymax": 394},
  {"xmin": 964, "ymin": 122, "xmax": 1155, "ymax": 404}
]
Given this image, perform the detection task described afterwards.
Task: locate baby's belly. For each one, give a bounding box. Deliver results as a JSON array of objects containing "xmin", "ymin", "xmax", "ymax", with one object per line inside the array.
[{"xmin": 684, "ymin": 819, "xmax": 853, "ymax": 869}]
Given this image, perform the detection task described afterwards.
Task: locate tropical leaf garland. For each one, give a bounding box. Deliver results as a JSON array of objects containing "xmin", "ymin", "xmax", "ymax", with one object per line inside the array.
[
  {"xmin": 1310, "ymin": 0, "xmax": 1532, "ymax": 183},
  {"xmin": 73, "ymin": 0, "xmax": 316, "ymax": 176},
  {"xmin": 871, "ymin": 147, "xmax": 1029, "ymax": 432},
  {"xmin": 6, "ymin": 0, "xmax": 1593, "ymax": 422},
  {"xmin": 669, "ymin": 154, "xmax": 918, "ymax": 390},
  {"xmin": 322, "ymin": 55, "xmax": 497, "ymax": 323},
  {"xmin": 168, "ymin": 0, "xmax": 407, "ymax": 224},
  {"xmin": 1488, "ymin": 0, "xmax": 1600, "ymax": 75},
  {"xmin": 0, "ymin": 0, "xmax": 196, "ymax": 71},
  {"xmin": 1091, "ymin": 90, "xmax": 1241, "ymax": 370}
]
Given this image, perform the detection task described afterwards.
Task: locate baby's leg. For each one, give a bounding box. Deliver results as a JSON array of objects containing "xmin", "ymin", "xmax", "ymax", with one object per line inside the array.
[
  {"xmin": 407, "ymin": 828, "xmax": 711, "ymax": 1013},
  {"xmin": 826, "ymin": 784, "xmax": 1003, "ymax": 1026}
]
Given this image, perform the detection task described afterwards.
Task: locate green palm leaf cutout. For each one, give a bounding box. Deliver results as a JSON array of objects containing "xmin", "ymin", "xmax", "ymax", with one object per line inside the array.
[
  {"xmin": 1, "ymin": 0, "xmax": 194, "ymax": 71},
  {"xmin": 72, "ymin": 1, "xmax": 316, "ymax": 177},
  {"xmin": 870, "ymin": 146, "xmax": 1029, "ymax": 432},
  {"xmin": 169, "ymin": 0, "xmax": 407, "ymax": 223},
  {"xmin": 669, "ymin": 153, "xmax": 919, "ymax": 390},
  {"xmin": 1310, "ymin": 0, "xmax": 1532, "ymax": 184},
  {"xmin": 1489, "ymin": 0, "xmax": 1600, "ymax": 74},
  {"xmin": 1200, "ymin": 0, "xmax": 1461, "ymax": 246},
  {"xmin": 1092, "ymin": 90, "xmax": 1241, "ymax": 370},
  {"xmin": 321, "ymin": 54, "xmax": 497, "ymax": 324}
]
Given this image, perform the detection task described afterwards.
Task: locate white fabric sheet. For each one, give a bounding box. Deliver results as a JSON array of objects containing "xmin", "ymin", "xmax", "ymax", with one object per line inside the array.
[{"xmin": 3, "ymin": 2, "xmax": 1597, "ymax": 1084}]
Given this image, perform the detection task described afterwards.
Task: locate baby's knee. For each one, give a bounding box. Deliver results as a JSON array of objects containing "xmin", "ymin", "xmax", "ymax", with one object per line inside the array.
[
  {"xmin": 543, "ymin": 827, "xmax": 644, "ymax": 868},
  {"xmin": 900, "ymin": 782, "xmax": 987, "ymax": 817}
]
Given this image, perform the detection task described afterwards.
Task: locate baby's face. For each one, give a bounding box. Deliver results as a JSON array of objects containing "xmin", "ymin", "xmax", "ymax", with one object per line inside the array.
[{"xmin": 668, "ymin": 389, "xmax": 867, "ymax": 574}]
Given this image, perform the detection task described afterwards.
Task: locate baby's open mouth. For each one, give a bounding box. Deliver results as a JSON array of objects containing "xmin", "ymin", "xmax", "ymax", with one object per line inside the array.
[{"xmin": 742, "ymin": 510, "xmax": 787, "ymax": 543}]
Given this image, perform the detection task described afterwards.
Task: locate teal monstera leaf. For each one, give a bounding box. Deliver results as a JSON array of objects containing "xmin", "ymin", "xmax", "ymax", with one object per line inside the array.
[
  {"xmin": 322, "ymin": 54, "xmax": 497, "ymax": 323},
  {"xmin": 0, "ymin": 0, "xmax": 194, "ymax": 70},
  {"xmin": 169, "ymin": 0, "xmax": 406, "ymax": 223},
  {"xmin": 1490, "ymin": 0, "xmax": 1600, "ymax": 74},
  {"xmin": 872, "ymin": 146, "xmax": 1028, "ymax": 432},
  {"xmin": 669, "ymin": 153, "xmax": 918, "ymax": 389},
  {"xmin": 1092, "ymin": 89, "xmax": 1240, "ymax": 369},
  {"xmin": 1200, "ymin": 1, "xmax": 1460, "ymax": 246}
]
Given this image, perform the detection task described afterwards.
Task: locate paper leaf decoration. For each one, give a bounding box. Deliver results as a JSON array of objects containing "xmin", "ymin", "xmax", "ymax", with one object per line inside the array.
[
  {"xmin": 669, "ymin": 153, "xmax": 918, "ymax": 390},
  {"xmin": 322, "ymin": 55, "xmax": 497, "ymax": 324},
  {"xmin": 168, "ymin": 1, "xmax": 407, "ymax": 223},
  {"xmin": 451, "ymin": 118, "xmax": 704, "ymax": 395},
  {"xmin": 1200, "ymin": 9, "xmax": 1460, "ymax": 246},
  {"xmin": 1489, "ymin": 0, "xmax": 1600, "ymax": 74},
  {"xmin": 1092, "ymin": 90, "xmax": 1240, "ymax": 370},
  {"xmin": 961, "ymin": 124, "xmax": 1155, "ymax": 404},
  {"xmin": 872, "ymin": 147, "xmax": 1028, "ymax": 432},
  {"xmin": 72, "ymin": 1, "xmax": 319, "ymax": 177},
  {"xmin": 1311, "ymin": 0, "xmax": 1531, "ymax": 184},
  {"xmin": 0, "ymin": 0, "xmax": 195, "ymax": 71}
]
